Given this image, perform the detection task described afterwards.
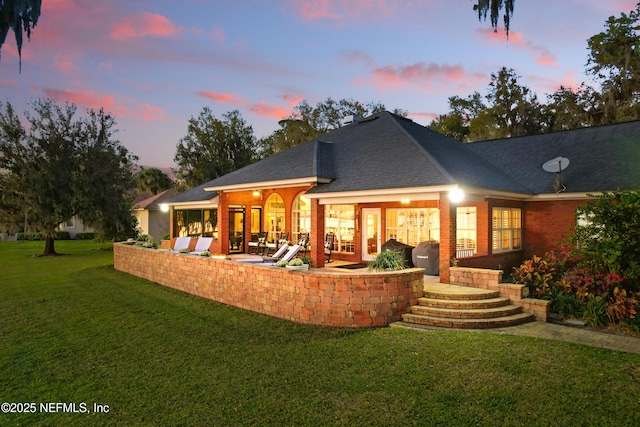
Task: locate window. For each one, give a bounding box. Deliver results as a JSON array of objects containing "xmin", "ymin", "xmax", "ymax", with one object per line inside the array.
[
  {"xmin": 386, "ymin": 208, "xmax": 439, "ymax": 246},
  {"xmin": 492, "ymin": 207, "xmax": 521, "ymax": 252},
  {"xmin": 174, "ymin": 209, "xmax": 218, "ymax": 239},
  {"xmin": 265, "ymin": 193, "xmax": 285, "ymax": 242},
  {"xmin": 457, "ymin": 207, "xmax": 476, "ymax": 257},
  {"xmin": 325, "ymin": 205, "xmax": 355, "ymax": 253},
  {"xmin": 292, "ymin": 193, "xmax": 311, "ymax": 243}
]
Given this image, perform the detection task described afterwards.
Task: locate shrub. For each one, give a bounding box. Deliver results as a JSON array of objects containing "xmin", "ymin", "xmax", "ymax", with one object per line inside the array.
[
  {"xmin": 368, "ymin": 251, "xmax": 405, "ymax": 272},
  {"xmin": 75, "ymin": 232, "xmax": 95, "ymax": 240},
  {"xmin": 298, "ymin": 255, "xmax": 312, "ymax": 267},
  {"xmin": 162, "ymin": 233, "xmax": 170, "ymax": 240},
  {"xmin": 607, "ymin": 288, "xmax": 637, "ymax": 324},
  {"xmin": 555, "ymin": 293, "xmax": 583, "ymax": 318},
  {"xmin": 288, "ymin": 258, "xmax": 304, "ymax": 266},
  {"xmin": 582, "ymin": 296, "xmax": 608, "ymax": 328},
  {"xmin": 55, "ymin": 231, "xmax": 71, "ymax": 240},
  {"xmin": 198, "ymin": 250, "xmax": 211, "ymax": 257},
  {"xmin": 178, "ymin": 247, "xmax": 189, "ymax": 254},
  {"xmin": 512, "ymin": 255, "xmax": 555, "ymax": 298}
]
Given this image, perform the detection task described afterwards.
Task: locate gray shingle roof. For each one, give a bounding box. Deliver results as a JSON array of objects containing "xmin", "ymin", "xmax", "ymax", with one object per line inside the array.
[
  {"xmin": 466, "ymin": 120, "xmax": 640, "ymax": 194},
  {"xmin": 168, "ymin": 111, "xmax": 640, "ymax": 203}
]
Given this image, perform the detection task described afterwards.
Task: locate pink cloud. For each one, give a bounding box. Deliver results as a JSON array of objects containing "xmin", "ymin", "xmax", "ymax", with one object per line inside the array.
[
  {"xmin": 286, "ymin": 0, "xmax": 416, "ymax": 23},
  {"xmin": 478, "ymin": 28, "xmax": 558, "ymax": 68},
  {"xmin": 249, "ymin": 102, "xmax": 291, "ymax": 119},
  {"xmin": 1, "ymin": 79, "xmax": 19, "ymax": 88},
  {"xmin": 211, "ymin": 27, "xmax": 225, "ymax": 41},
  {"xmin": 53, "ymin": 60, "xmax": 80, "ymax": 77},
  {"xmin": 368, "ymin": 62, "xmax": 484, "ymax": 92},
  {"xmin": 408, "ymin": 112, "xmax": 438, "ymax": 122},
  {"xmin": 111, "ymin": 12, "xmax": 180, "ymax": 40},
  {"xmin": 281, "ymin": 94, "xmax": 304, "ymax": 107},
  {"xmin": 41, "ymin": 87, "xmax": 166, "ymax": 122},
  {"xmin": 196, "ymin": 90, "xmax": 244, "ymax": 105}
]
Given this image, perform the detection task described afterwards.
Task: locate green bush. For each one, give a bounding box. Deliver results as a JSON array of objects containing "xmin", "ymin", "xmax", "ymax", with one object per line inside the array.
[
  {"xmin": 162, "ymin": 233, "xmax": 170, "ymax": 240},
  {"xmin": 75, "ymin": 232, "xmax": 96, "ymax": 240},
  {"xmin": 512, "ymin": 255, "xmax": 555, "ymax": 298},
  {"xmin": 368, "ymin": 251, "xmax": 405, "ymax": 272},
  {"xmin": 554, "ymin": 293, "xmax": 583, "ymax": 318},
  {"xmin": 55, "ymin": 231, "xmax": 71, "ymax": 240},
  {"xmin": 582, "ymin": 296, "xmax": 608, "ymax": 327}
]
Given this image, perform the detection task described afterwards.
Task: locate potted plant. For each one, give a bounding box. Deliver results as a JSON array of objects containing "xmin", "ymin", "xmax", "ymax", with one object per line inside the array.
[
  {"xmin": 368, "ymin": 251, "xmax": 405, "ymax": 272},
  {"xmin": 286, "ymin": 257, "xmax": 310, "ymax": 271},
  {"xmin": 178, "ymin": 247, "xmax": 190, "ymax": 254},
  {"xmin": 198, "ymin": 250, "xmax": 211, "ymax": 257}
]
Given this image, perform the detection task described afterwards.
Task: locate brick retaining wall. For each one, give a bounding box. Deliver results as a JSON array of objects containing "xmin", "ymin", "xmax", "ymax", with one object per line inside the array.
[
  {"xmin": 114, "ymin": 243, "xmax": 424, "ymax": 327},
  {"xmin": 450, "ymin": 266, "xmax": 550, "ymax": 322}
]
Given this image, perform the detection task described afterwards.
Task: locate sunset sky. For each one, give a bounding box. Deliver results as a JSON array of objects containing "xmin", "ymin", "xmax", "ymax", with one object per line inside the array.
[{"xmin": 1, "ymin": 0, "xmax": 637, "ymax": 168}]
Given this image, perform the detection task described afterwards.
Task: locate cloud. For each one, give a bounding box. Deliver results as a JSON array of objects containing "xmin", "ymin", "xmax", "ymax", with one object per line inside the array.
[
  {"xmin": 408, "ymin": 111, "xmax": 438, "ymax": 122},
  {"xmin": 286, "ymin": 0, "xmax": 418, "ymax": 23},
  {"xmin": 211, "ymin": 27, "xmax": 225, "ymax": 41},
  {"xmin": 478, "ymin": 28, "xmax": 558, "ymax": 68},
  {"xmin": 195, "ymin": 90, "xmax": 292, "ymax": 120},
  {"xmin": 196, "ymin": 90, "xmax": 244, "ymax": 105},
  {"xmin": 40, "ymin": 87, "xmax": 166, "ymax": 122},
  {"xmin": 1, "ymin": 79, "xmax": 19, "ymax": 89},
  {"xmin": 340, "ymin": 49, "xmax": 376, "ymax": 67},
  {"xmin": 111, "ymin": 12, "xmax": 181, "ymax": 40},
  {"xmin": 53, "ymin": 60, "xmax": 80, "ymax": 77},
  {"xmin": 281, "ymin": 94, "xmax": 304, "ymax": 107},
  {"xmin": 364, "ymin": 62, "xmax": 485, "ymax": 92}
]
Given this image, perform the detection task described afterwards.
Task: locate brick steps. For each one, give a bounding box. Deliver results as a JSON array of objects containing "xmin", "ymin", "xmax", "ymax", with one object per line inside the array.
[{"xmin": 400, "ymin": 284, "xmax": 535, "ymax": 329}]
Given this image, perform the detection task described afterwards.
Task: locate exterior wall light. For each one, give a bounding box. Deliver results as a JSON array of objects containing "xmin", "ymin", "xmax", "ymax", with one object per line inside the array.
[
  {"xmin": 448, "ymin": 188, "xmax": 465, "ymax": 203},
  {"xmin": 160, "ymin": 203, "xmax": 169, "ymax": 213},
  {"xmin": 400, "ymin": 198, "xmax": 410, "ymax": 204},
  {"xmin": 252, "ymin": 190, "xmax": 261, "ymax": 197}
]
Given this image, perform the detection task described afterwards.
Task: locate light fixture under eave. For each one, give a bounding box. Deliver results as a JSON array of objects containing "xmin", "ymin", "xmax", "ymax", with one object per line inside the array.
[
  {"xmin": 160, "ymin": 203, "xmax": 169, "ymax": 213},
  {"xmin": 252, "ymin": 190, "xmax": 261, "ymax": 197},
  {"xmin": 448, "ymin": 188, "xmax": 465, "ymax": 203},
  {"xmin": 400, "ymin": 198, "xmax": 410, "ymax": 204}
]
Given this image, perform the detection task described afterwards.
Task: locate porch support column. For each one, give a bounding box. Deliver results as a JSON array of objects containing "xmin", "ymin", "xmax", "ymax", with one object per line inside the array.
[
  {"xmin": 439, "ymin": 193, "xmax": 457, "ymax": 283},
  {"xmin": 310, "ymin": 198, "xmax": 325, "ymax": 268},
  {"xmin": 219, "ymin": 191, "xmax": 230, "ymax": 254}
]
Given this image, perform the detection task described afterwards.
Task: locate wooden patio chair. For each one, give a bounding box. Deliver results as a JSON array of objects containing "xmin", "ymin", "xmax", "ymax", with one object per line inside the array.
[
  {"xmin": 324, "ymin": 232, "xmax": 335, "ymax": 263},
  {"xmin": 248, "ymin": 231, "xmax": 268, "ymax": 254}
]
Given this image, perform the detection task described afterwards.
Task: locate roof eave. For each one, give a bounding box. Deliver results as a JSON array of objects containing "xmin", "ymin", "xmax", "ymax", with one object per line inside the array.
[{"xmin": 205, "ymin": 176, "xmax": 332, "ymax": 192}]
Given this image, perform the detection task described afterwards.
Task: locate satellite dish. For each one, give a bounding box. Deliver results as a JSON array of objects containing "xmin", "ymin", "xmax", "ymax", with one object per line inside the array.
[{"xmin": 542, "ymin": 157, "xmax": 570, "ymax": 173}]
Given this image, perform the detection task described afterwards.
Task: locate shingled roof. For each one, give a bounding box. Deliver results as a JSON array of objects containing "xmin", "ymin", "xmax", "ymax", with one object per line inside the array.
[{"xmin": 168, "ymin": 111, "xmax": 640, "ymax": 203}]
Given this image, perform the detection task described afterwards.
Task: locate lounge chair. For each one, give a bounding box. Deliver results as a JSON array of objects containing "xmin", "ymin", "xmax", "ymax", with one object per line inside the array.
[
  {"xmin": 190, "ymin": 237, "xmax": 213, "ymax": 254},
  {"xmin": 261, "ymin": 243, "xmax": 289, "ymax": 261},
  {"xmin": 264, "ymin": 244, "xmax": 300, "ymax": 263},
  {"xmin": 265, "ymin": 232, "xmax": 288, "ymax": 256},
  {"xmin": 171, "ymin": 236, "xmax": 191, "ymax": 252}
]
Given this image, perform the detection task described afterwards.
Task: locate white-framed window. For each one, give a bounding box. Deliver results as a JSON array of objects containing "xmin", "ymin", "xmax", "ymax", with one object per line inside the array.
[
  {"xmin": 492, "ymin": 207, "xmax": 522, "ymax": 252},
  {"xmin": 325, "ymin": 205, "xmax": 354, "ymax": 253},
  {"xmin": 292, "ymin": 193, "xmax": 311, "ymax": 243},
  {"xmin": 386, "ymin": 208, "xmax": 439, "ymax": 246},
  {"xmin": 457, "ymin": 207, "xmax": 476, "ymax": 257}
]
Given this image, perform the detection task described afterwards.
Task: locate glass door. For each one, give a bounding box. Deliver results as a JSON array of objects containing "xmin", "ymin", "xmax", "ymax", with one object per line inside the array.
[
  {"xmin": 361, "ymin": 208, "xmax": 381, "ymax": 261},
  {"xmin": 228, "ymin": 207, "xmax": 245, "ymax": 253}
]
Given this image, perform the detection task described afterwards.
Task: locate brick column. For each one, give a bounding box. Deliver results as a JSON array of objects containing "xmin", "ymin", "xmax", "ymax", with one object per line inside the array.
[
  {"xmin": 439, "ymin": 193, "xmax": 457, "ymax": 283},
  {"xmin": 219, "ymin": 191, "xmax": 230, "ymax": 254},
  {"xmin": 310, "ymin": 198, "xmax": 325, "ymax": 268}
]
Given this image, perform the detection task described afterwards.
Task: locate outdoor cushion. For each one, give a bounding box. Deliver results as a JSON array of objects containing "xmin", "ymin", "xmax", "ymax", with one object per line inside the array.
[
  {"xmin": 172, "ymin": 237, "xmax": 191, "ymax": 252},
  {"xmin": 190, "ymin": 237, "xmax": 213, "ymax": 254}
]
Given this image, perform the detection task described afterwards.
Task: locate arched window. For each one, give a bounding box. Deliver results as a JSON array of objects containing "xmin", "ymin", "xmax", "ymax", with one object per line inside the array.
[
  {"xmin": 292, "ymin": 193, "xmax": 310, "ymax": 243},
  {"xmin": 264, "ymin": 193, "xmax": 285, "ymax": 242}
]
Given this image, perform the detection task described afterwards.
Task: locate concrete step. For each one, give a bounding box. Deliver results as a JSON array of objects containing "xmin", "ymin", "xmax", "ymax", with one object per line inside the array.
[
  {"xmin": 411, "ymin": 304, "xmax": 524, "ymax": 320},
  {"xmin": 400, "ymin": 312, "xmax": 536, "ymax": 329},
  {"xmin": 417, "ymin": 296, "xmax": 511, "ymax": 310},
  {"xmin": 423, "ymin": 286, "xmax": 500, "ymax": 301}
]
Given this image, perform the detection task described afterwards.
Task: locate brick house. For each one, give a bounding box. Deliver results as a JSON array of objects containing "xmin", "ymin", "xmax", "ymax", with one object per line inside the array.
[{"xmin": 165, "ymin": 111, "xmax": 640, "ymax": 282}]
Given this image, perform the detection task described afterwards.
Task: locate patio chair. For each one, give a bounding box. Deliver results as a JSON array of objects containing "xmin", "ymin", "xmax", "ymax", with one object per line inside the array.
[
  {"xmin": 171, "ymin": 236, "xmax": 191, "ymax": 252},
  {"xmin": 297, "ymin": 233, "xmax": 310, "ymax": 257},
  {"xmin": 264, "ymin": 244, "xmax": 300, "ymax": 263},
  {"xmin": 324, "ymin": 232, "xmax": 335, "ymax": 263},
  {"xmin": 261, "ymin": 243, "xmax": 289, "ymax": 262},
  {"xmin": 266, "ymin": 232, "xmax": 288, "ymax": 256},
  {"xmin": 189, "ymin": 237, "xmax": 213, "ymax": 254},
  {"xmin": 248, "ymin": 231, "xmax": 268, "ymax": 254}
]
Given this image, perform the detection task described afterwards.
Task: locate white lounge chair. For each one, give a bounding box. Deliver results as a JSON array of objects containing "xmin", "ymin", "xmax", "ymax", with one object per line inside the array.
[
  {"xmin": 264, "ymin": 244, "xmax": 300, "ymax": 264},
  {"xmin": 261, "ymin": 243, "xmax": 289, "ymax": 261},
  {"xmin": 172, "ymin": 236, "xmax": 191, "ymax": 252},
  {"xmin": 190, "ymin": 237, "xmax": 213, "ymax": 254}
]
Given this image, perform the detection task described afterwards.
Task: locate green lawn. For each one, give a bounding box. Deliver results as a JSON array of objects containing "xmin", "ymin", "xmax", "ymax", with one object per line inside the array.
[{"xmin": 1, "ymin": 241, "xmax": 639, "ymax": 426}]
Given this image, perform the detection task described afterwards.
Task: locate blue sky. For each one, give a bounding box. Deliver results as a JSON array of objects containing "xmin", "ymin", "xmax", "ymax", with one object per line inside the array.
[{"xmin": 0, "ymin": 0, "xmax": 637, "ymax": 168}]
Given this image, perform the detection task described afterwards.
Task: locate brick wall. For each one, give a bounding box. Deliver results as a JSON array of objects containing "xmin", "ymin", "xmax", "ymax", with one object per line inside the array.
[
  {"xmin": 523, "ymin": 199, "xmax": 586, "ymax": 258},
  {"xmin": 114, "ymin": 243, "xmax": 424, "ymax": 327}
]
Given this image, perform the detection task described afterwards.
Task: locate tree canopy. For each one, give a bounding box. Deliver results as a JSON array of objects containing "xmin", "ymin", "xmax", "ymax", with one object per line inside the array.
[
  {"xmin": 173, "ymin": 108, "xmax": 258, "ymax": 189},
  {"xmin": 473, "ymin": 0, "xmax": 515, "ymax": 36},
  {"xmin": 0, "ymin": 98, "xmax": 138, "ymax": 255},
  {"xmin": 135, "ymin": 167, "xmax": 173, "ymax": 195},
  {"xmin": 0, "ymin": 0, "xmax": 41, "ymax": 71},
  {"xmin": 259, "ymin": 98, "xmax": 406, "ymax": 156}
]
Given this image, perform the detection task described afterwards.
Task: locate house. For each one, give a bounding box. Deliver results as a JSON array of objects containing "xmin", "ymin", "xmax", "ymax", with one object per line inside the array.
[
  {"xmin": 58, "ymin": 215, "xmax": 94, "ymax": 239},
  {"xmin": 165, "ymin": 111, "xmax": 640, "ymax": 281},
  {"xmin": 134, "ymin": 189, "xmax": 177, "ymax": 241}
]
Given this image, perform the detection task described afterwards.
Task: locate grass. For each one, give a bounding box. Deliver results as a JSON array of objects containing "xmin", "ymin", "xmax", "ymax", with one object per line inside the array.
[{"xmin": 1, "ymin": 241, "xmax": 639, "ymax": 426}]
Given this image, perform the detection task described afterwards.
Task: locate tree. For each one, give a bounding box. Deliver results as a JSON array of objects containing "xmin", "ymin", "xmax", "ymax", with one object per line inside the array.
[
  {"xmin": 261, "ymin": 98, "xmax": 406, "ymax": 155},
  {"xmin": 174, "ymin": 108, "xmax": 258, "ymax": 189},
  {"xmin": 135, "ymin": 167, "xmax": 173, "ymax": 195},
  {"xmin": 429, "ymin": 67, "xmax": 544, "ymax": 141},
  {"xmin": 586, "ymin": 3, "xmax": 640, "ymax": 123},
  {"xmin": 0, "ymin": 99, "xmax": 138, "ymax": 255},
  {"xmin": 0, "ymin": 0, "xmax": 42, "ymax": 71},
  {"xmin": 473, "ymin": 0, "xmax": 515, "ymax": 36}
]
